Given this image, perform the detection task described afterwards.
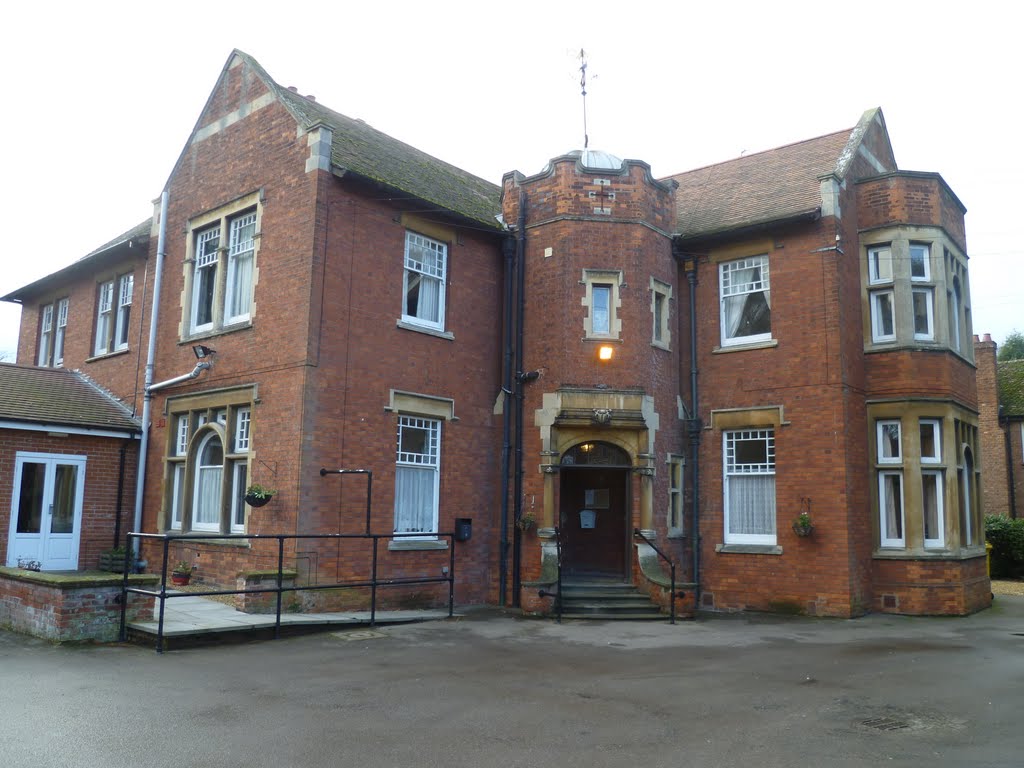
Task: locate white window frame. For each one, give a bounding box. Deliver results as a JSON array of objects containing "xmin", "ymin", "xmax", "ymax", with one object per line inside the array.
[
  {"xmin": 592, "ymin": 284, "xmax": 612, "ymax": 335},
  {"xmin": 667, "ymin": 453, "xmax": 685, "ymax": 537},
  {"xmin": 650, "ymin": 278, "xmax": 672, "ymax": 349},
  {"xmin": 115, "ymin": 274, "xmax": 133, "ymax": 351},
  {"xmin": 94, "ymin": 280, "xmax": 115, "ymax": 356},
  {"xmin": 870, "ymin": 290, "xmax": 895, "ymax": 342},
  {"xmin": 878, "ymin": 470, "xmax": 906, "ymax": 548},
  {"xmin": 877, "ymin": 420, "xmax": 902, "ymax": 464},
  {"xmin": 910, "ymin": 243, "xmax": 930, "ymax": 281},
  {"xmin": 912, "ymin": 287, "xmax": 934, "ymax": 341},
  {"xmin": 185, "ymin": 198, "xmax": 260, "ymax": 338},
  {"xmin": 394, "ymin": 415, "xmax": 441, "ymax": 538},
  {"xmin": 224, "ymin": 212, "xmax": 257, "ymax": 325},
  {"xmin": 723, "ymin": 429, "xmax": 776, "ymax": 545},
  {"xmin": 191, "ymin": 430, "xmax": 224, "ymax": 533},
  {"xmin": 402, "ymin": 231, "xmax": 447, "ymax": 332},
  {"xmin": 919, "ymin": 419, "xmax": 941, "ymax": 464},
  {"xmin": 580, "ymin": 269, "xmax": 623, "ymax": 340},
  {"xmin": 165, "ymin": 401, "xmax": 252, "ymax": 533},
  {"xmin": 54, "ymin": 298, "xmax": 68, "ymax": 367},
  {"xmin": 868, "ymin": 245, "xmax": 893, "ymax": 285},
  {"xmin": 922, "ymin": 469, "xmax": 945, "ymax": 549},
  {"xmin": 37, "ymin": 304, "xmax": 53, "ymax": 366},
  {"xmin": 719, "ymin": 255, "xmax": 771, "ymax": 347}
]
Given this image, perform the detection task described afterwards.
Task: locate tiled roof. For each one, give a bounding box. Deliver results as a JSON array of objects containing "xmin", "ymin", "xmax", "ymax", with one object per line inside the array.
[
  {"xmin": 664, "ymin": 129, "xmax": 854, "ymax": 241},
  {"xmin": 0, "ymin": 364, "xmax": 140, "ymax": 434},
  {"xmin": 234, "ymin": 51, "xmax": 502, "ymax": 229},
  {"xmin": 998, "ymin": 360, "xmax": 1024, "ymax": 417}
]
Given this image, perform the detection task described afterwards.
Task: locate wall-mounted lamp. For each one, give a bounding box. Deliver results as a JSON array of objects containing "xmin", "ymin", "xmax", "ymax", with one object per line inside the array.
[
  {"xmin": 518, "ymin": 370, "xmax": 541, "ymax": 383},
  {"xmin": 192, "ymin": 344, "xmax": 217, "ymax": 359},
  {"xmin": 598, "ymin": 345, "xmax": 614, "ymax": 361}
]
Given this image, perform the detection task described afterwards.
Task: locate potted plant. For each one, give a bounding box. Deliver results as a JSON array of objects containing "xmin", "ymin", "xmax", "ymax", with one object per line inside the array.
[
  {"xmin": 792, "ymin": 512, "xmax": 814, "ymax": 537},
  {"xmin": 516, "ymin": 512, "xmax": 537, "ymax": 532},
  {"xmin": 99, "ymin": 545, "xmax": 134, "ymax": 573},
  {"xmin": 170, "ymin": 560, "xmax": 193, "ymax": 586},
  {"xmin": 244, "ymin": 484, "xmax": 277, "ymax": 508}
]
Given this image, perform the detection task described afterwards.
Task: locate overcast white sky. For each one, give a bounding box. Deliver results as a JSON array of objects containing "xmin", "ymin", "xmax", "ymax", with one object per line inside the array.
[{"xmin": 1, "ymin": 1, "xmax": 1020, "ymax": 360}]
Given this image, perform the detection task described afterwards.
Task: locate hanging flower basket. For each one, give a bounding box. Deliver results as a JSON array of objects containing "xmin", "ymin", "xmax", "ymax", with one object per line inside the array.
[
  {"xmin": 245, "ymin": 484, "xmax": 276, "ymax": 508},
  {"xmin": 792, "ymin": 521, "xmax": 814, "ymax": 537}
]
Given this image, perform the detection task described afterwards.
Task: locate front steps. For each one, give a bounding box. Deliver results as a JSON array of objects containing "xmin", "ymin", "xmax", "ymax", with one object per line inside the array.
[{"xmin": 554, "ymin": 581, "xmax": 665, "ymax": 620}]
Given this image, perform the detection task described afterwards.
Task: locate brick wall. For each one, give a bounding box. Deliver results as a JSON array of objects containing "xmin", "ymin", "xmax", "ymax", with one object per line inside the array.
[
  {"xmin": 0, "ymin": 568, "xmax": 155, "ymax": 642},
  {"xmin": 855, "ymin": 173, "xmax": 967, "ymax": 254},
  {"xmin": 872, "ymin": 555, "xmax": 990, "ymax": 615},
  {"xmin": 975, "ymin": 334, "xmax": 1010, "ymax": 516},
  {"xmin": 0, "ymin": 429, "xmax": 137, "ymax": 570}
]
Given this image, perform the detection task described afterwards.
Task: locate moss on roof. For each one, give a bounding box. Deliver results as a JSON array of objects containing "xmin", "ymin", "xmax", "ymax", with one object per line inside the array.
[
  {"xmin": 998, "ymin": 360, "xmax": 1024, "ymax": 417},
  {"xmin": 234, "ymin": 51, "xmax": 502, "ymax": 229}
]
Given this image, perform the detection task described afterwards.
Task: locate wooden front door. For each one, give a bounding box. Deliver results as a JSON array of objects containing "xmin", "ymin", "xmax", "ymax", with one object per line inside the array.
[{"xmin": 558, "ymin": 442, "xmax": 631, "ymax": 579}]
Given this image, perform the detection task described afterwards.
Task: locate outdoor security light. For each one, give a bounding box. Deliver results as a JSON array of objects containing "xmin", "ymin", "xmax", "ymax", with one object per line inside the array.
[
  {"xmin": 598, "ymin": 345, "xmax": 614, "ymax": 361},
  {"xmin": 192, "ymin": 344, "xmax": 217, "ymax": 359}
]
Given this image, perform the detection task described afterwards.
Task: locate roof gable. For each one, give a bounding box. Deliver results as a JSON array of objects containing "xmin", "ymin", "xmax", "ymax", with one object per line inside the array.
[
  {"xmin": 665, "ymin": 109, "xmax": 894, "ymax": 241},
  {"xmin": 0, "ymin": 364, "xmax": 140, "ymax": 434},
  {"xmin": 178, "ymin": 50, "xmax": 502, "ymax": 229}
]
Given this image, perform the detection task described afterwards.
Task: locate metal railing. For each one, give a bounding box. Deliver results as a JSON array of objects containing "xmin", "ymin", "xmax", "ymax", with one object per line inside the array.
[
  {"xmin": 633, "ymin": 528, "xmax": 682, "ymax": 624},
  {"xmin": 120, "ymin": 530, "xmax": 456, "ymax": 652}
]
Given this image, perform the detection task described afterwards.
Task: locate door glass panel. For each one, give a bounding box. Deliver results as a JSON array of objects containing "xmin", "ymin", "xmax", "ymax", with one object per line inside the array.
[
  {"xmin": 50, "ymin": 464, "xmax": 78, "ymax": 534},
  {"xmin": 16, "ymin": 462, "xmax": 46, "ymax": 533}
]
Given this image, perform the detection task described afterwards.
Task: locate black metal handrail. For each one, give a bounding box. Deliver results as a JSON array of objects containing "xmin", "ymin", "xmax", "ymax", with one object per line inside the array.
[
  {"xmin": 120, "ymin": 530, "xmax": 456, "ymax": 652},
  {"xmin": 633, "ymin": 528, "xmax": 680, "ymax": 624}
]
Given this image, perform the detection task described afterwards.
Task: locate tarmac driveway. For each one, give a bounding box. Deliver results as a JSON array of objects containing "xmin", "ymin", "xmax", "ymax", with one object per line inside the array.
[{"xmin": 2, "ymin": 596, "xmax": 1023, "ymax": 768}]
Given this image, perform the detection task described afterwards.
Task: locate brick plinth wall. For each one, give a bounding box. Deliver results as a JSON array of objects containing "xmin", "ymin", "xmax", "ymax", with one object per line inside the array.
[
  {"xmin": 234, "ymin": 570, "xmax": 297, "ymax": 614},
  {"xmin": 872, "ymin": 556, "xmax": 991, "ymax": 615},
  {"xmin": 0, "ymin": 568, "xmax": 157, "ymax": 642}
]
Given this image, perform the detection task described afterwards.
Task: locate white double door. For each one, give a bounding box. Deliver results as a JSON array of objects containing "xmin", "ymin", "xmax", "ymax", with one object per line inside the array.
[{"xmin": 6, "ymin": 452, "xmax": 86, "ymax": 571}]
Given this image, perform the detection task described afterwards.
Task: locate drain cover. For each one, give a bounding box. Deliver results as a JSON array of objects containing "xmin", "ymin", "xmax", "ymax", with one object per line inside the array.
[
  {"xmin": 861, "ymin": 716, "xmax": 911, "ymax": 731},
  {"xmin": 331, "ymin": 629, "xmax": 387, "ymax": 642}
]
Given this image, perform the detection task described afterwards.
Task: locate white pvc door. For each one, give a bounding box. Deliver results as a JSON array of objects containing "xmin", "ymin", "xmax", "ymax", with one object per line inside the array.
[{"xmin": 6, "ymin": 452, "xmax": 86, "ymax": 570}]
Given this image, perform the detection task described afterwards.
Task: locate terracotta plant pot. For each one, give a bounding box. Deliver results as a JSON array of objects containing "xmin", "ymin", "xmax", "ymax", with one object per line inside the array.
[{"xmin": 170, "ymin": 572, "xmax": 191, "ymax": 586}]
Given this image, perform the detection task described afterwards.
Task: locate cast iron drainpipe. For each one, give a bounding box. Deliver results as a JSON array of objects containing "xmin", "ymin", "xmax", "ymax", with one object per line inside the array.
[
  {"xmin": 684, "ymin": 255, "xmax": 702, "ymax": 608},
  {"xmin": 498, "ymin": 235, "xmax": 516, "ymax": 605},
  {"xmin": 511, "ymin": 190, "xmax": 527, "ymax": 606}
]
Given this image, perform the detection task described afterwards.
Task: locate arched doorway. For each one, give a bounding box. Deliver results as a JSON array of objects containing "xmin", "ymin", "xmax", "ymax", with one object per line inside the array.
[{"xmin": 559, "ymin": 441, "xmax": 632, "ymax": 580}]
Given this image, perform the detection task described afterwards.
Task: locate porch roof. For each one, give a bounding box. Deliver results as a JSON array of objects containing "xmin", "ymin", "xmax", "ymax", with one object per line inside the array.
[{"xmin": 0, "ymin": 364, "xmax": 140, "ymax": 435}]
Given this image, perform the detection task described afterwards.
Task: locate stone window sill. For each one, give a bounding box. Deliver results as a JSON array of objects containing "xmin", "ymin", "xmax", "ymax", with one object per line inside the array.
[
  {"xmin": 396, "ymin": 320, "xmax": 454, "ymax": 340},
  {"xmin": 715, "ymin": 543, "xmax": 783, "ymax": 555},
  {"xmin": 713, "ymin": 339, "xmax": 778, "ymax": 354},
  {"xmin": 388, "ymin": 539, "xmax": 449, "ymax": 551}
]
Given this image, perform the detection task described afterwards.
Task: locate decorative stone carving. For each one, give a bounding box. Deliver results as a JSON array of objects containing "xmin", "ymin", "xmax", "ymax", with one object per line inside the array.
[{"xmin": 592, "ymin": 408, "xmax": 613, "ymax": 425}]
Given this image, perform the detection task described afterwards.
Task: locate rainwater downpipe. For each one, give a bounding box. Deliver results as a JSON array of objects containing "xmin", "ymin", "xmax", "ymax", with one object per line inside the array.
[
  {"xmin": 511, "ymin": 191, "xmax": 527, "ymax": 606},
  {"xmin": 498, "ymin": 234, "xmax": 516, "ymax": 605},
  {"xmin": 113, "ymin": 440, "xmax": 129, "ymax": 547},
  {"xmin": 131, "ymin": 190, "xmax": 169, "ymax": 557},
  {"xmin": 684, "ymin": 255, "xmax": 702, "ymax": 607}
]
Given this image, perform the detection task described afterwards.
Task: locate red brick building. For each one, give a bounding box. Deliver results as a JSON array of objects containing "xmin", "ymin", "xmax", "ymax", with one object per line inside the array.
[
  {"xmin": 1, "ymin": 50, "xmax": 989, "ymax": 616},
  {"xmin": 976, "ymin": 334, "xmax": 1024, "ymax": 520}
]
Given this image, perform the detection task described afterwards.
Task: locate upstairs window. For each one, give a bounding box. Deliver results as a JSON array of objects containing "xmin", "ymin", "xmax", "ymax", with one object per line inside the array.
[
  {"xmin": 910, "ymin": 244, "xmax": 930, "ymax": 281},
  {"xmin": 402, "ymin": 232, "xmax": 447, "ymax": 331},
  {"xmin": 185, "ymin": 198, "xmax": 260, "ymax": 338},
  {"xmin": 37, "ymin": 304, "xmax": 53, "ymax": 367},
  {"xmin": 581, "ymin": 269, "xmax": 623, "ymax": 340},
  {"xmin": 650, "ymin": 278, "xmax": 672, "ymax": 349},
  {"xmin": 54, "ymin": 298, "xmax": 68, "ymax": 367},
  {"xmin": 720, "ymin": 256, "xmax": 771, "ymax": 347},
  {"xmin": 94, "ymin": 274, "xmax": 132, "ymax": 356}
]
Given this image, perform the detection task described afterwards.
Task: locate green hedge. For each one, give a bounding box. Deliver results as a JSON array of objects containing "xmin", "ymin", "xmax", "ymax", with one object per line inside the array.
[{"xmin": 985, "ymin": 515, "xmax": 1024, "ymax": 579}]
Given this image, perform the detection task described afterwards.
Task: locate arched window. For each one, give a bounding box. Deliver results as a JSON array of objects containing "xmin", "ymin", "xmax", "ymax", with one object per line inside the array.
[
  {"xmin": 193, "ymin": 431, "xmax": 224, "ymax": 532},
  {"xmin": 561, "ymin": 442, "xmax": 631, "ymax": 467}
]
